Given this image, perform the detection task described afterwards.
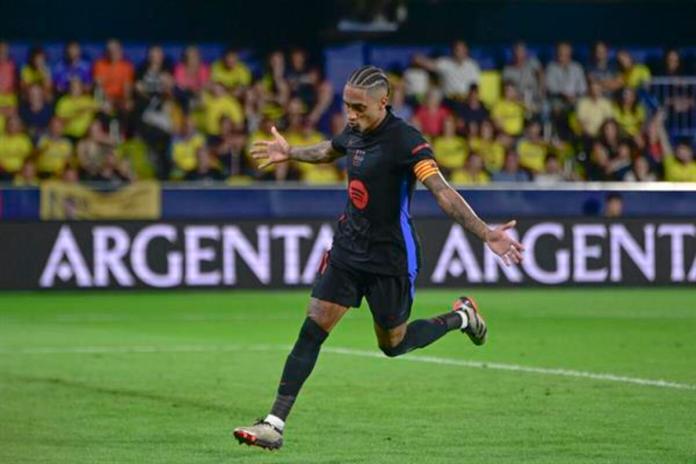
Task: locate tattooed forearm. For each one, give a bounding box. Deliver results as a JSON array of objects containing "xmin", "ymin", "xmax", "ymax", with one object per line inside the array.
[
  {"xmin": 423, "ymin": 174, "xmax": 490, "ymax": 241},
  {"xmin": 289, "ymin": 141, "xmax": 339, "ymax": 164}
]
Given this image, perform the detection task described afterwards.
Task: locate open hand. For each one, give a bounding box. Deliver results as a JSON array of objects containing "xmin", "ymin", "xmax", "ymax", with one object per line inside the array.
[
  {"xmin": 485, "ymin": 220, "xmax": 525, "ymax": 266},
  {"xmin": 250, "ymin": 126, "xmax": 290, "ymax": 170}
]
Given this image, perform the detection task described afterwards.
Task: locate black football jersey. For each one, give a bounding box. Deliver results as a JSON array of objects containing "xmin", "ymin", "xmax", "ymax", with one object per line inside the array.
[{"xmin": 329, "ymin": 109, "xmax": 436, "ymax": 281}]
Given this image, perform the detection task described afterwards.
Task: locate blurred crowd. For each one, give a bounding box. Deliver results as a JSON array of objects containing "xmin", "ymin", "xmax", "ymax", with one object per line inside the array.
[{"xmin": 0, "ymin": 39, "xmax": 695, "ymax": 186}]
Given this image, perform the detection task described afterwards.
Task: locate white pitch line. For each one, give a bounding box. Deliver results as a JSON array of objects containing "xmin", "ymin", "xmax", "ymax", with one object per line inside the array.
[{"xmin": 0, "ymin": 344, "xmax": 694, "ymax": 391}]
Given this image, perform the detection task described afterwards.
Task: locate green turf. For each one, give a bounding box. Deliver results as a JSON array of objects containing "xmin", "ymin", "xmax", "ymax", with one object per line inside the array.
[{"xmin": 0, "ymin": 289, "xmax": 695, "ymax": 464}]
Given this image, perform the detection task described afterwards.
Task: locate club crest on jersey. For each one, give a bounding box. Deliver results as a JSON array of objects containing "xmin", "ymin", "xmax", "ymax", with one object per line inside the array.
[{"xmin": 351, "ymin": 149, "xmax": 366, "ymax": 167}]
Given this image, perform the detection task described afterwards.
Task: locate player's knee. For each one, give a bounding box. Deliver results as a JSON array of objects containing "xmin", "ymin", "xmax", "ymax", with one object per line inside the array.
[
  {"xmin": 298, "ymin": 317, "xmax": 329, "ymax": 347},
  {"xmin": 379, "ymin": 342, "xmax": 406, "ymax": 358}
]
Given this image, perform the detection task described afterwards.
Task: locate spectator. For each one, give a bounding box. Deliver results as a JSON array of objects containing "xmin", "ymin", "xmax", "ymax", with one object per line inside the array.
[
  {"xmin": 414, "ymin": 40, "xmax": 480, "ymax": 100},
  {"xmin": 642, "ymin": 111, "xmax": 671, "ymax": 170},
  {"xmin": 607, "ymin": 140, "xmax": 634, "ymax": 180},
  {"xmin": 576, "ymin": 78, "xmax": 613, "ymax": 138},
  {"xmin": 174, "ymin": 46, "xmax": 210, "ymax": 94},
  {"xmin": 202, "ymin": 82, "xmax": 244, "ymax": 136},
  {"xmin": 53, "ymin": 41, "xmax": 93, "ymax": 94},
  {"xmin": 451, "ymin": 152, "xmax": 490, "ymax": 185},
  {"xmin": 516, "ymin": 119, "xmax": 550, "ymax": 173},
  {"xmin": 389, "ymin": 83, "xmax": 413, "ymax": 122},
  {"xmin": 658, "ymin": 48, "xmax": 687, "ymax": 76},
  {"xmin": 211, "ymin": 48, "xmax": 252, "ymax": 97},
  {"xmin": 604, "ymin": 193, "xmax": 623, "ymax": 218},
  {"xmin": 612, "ymin": 87, "xmax": 646, "ymax": 137},
  {"xmin": 623, "ymin": 155, "xmax": 657, "ymax": 182},
  {"xmin": 138, "ymin": 74, "xmax": 181, "ymax": 179},
  {"xmin": 534, "ymin": 153, "xmax": 566, "ymax": 184},
  {"xmin": 285, "ymin": 48, "xmax": 333, "ymax": 126},
  {"xmin": 19, "ymin": 84, "xmax": 53, "ymax": 140},
  {"xmin": 616, "ymin": 49, "xmax": 651, "ymax": 89},
  {"xmin": 491, "ymin": 81, "xmax": 525, "ymax": 137},
  {"xmin": 93, "ymin": 39, "xmax": 135, "ymax": 106},
  {"xmin": 13, "ymin": 159, "xmax": 39, "ymax": 186},
  {"xmin": 0, "ymin": 115, "xmax": 33, "ymax": 181},
  {"xmin": 135, "ymin": 45, "xmax": 173, "ymax": 104},
  {"xmin": 432, "ymin": 116, "xmax": 467, "ymax": 176},
  {"xmin": 169, "ymin": 115, "xmax": 206, "ymax": 179},
  {"xmin": 174, "ymin": 45, "xmax": 211, "ymax": 113},
  {"xmin": 492, "ymin": 150, "xmax": 531, "ymax": 182},
  {"xmin": 76, "ymin": 120, "xmax": 117, "ymax": 180},
  {"xmin": 657, "ymin": 49, "xmax": 695, "ymax": 129},
  {"xmin": 598, "ymin": 119, "xmax": 623, "ymax": 158},
  {"xmin": 586, "ymin": 41, "xmax": 621, "ymax": 95},
  {"xmin": 55, "ymin": 78, "xmax": 99, "ymax": 141},
  {"xmin": 258, "ymin": 50, "xmax": 290, "ymax": 109},
  {"xmin": 188, "ymin": 147, "xmax": 225, "ymax": 182},
  {"xmin": 402, "ymin": 57, "xmax": 430, "ymax": 104},
  {"xmin": 413, "ymin": 88, "xmax": 451, "ymax": 137},
  {"xmin": 502, "ymin": 41, "xmax": 544, "ymax": 114},
  {"xmin": 664, "ymin": 141, "xmax": 696, "ymax": 182},
  {"xmin": 212, "ymin": 116, "xmax": 252, "ymax": 180},
  {"xmin": 20, "ymin": 46, "xmax": 53, "ymax": 99},
  {"xmin": 36, "ymin": 117, "xmax": 74, "ymax": 179},
  {"xmin": 546, "ymin": 42, "xmax": 587, "ymax": 139},
  {"xmin": 454, "ymin": 84, "xmax": 488, "ymax": 125},
  {"xmin": 585, "ymin": 141, "xmax": 612, "ymax": 181},
  {"xmin": 0, "ymin": 42, "xmax": 18, "ymax": 117},
  {"xmin": 93, "ymin": 150, "xmax": 132, "ymax": 184},
  {"xmin": 469, "ymin": 119, "xmax": 505, "ymax": 172}
]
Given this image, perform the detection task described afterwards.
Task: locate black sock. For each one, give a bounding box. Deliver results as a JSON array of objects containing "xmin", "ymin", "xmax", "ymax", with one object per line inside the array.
[
  {"xmin": 381, "ymin": 312, "xmax": 461, "ymax": 358},
  {"xmin": 269, "ymin": 317, "xmax": 328, "ymax": 421}
]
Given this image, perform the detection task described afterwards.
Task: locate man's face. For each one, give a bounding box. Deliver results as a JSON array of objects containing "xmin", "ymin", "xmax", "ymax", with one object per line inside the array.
[
  {"xmin": 557, "ymin": 44, "xmax": 571, "ymax": 64},
  {"xmin": 342, "ymin": 85, "xmax": 387, "ymax": 133},
  {"xmin": 453, "ymin": 41, "xmax": 468, "ymax": 61}
]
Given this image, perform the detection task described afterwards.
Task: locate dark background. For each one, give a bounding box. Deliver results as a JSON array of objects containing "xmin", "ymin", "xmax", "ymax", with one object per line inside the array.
[{"xmin": 2, "ymin": 0, "xmax": 695, "ymax": 47}]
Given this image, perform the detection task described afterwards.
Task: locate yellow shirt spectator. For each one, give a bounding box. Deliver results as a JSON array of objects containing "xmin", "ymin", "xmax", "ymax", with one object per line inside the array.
[
  {"xmin": 55, "ymin": 95, "xmax": 98, "ymax": 138},
  {"xmin": 664, "ymin": 154, "xmax": 696, "ymax": 182},
  {"xmin": 469, "ymin": 137, "xmax": 505, "ymax": 172},
  {"xmin": 202, "ymin": 92, "xmax": 244, "ymax": 136},
  {"xmin": 623, "ymin": 64, "xmax": 651, "ymax": 89},
  {"xmin": 0, "ymin": 132, "xmax": 33, "ymax": 174},
  {"xmin": 36, "ymin": 135, "xmax": 73, "ymax": 177},
  {"xmin": 491, "ymin": 100, "xmax": 525, "ymax": 136},
  {"xmin": 451, "ymin": 169, "xmax": 490, "ymax": 185},
  {"xmin": 171, "ymin": 133, "xmax": 205, "ymax": 173},
  {"xmin": 211, "ymin": 60, "xmax": 252, "ymax": 90},
  {"xmin": 21, "ymin": 66, "xmax": 51, "ymax": 87},
  {"xmin": 612, "ymin": 104, "xmax": 646, "ymax": 137},
  {"xmin": 576, "ymin": 97, "xmax": 613, "ymax": 136},
  {"xmin": 433, "ymin": 135, "xmax": 468, "ymax": 171},
  {"xmin": 517, "ymin": 139, "xmax": 550, "ymax": 173}
]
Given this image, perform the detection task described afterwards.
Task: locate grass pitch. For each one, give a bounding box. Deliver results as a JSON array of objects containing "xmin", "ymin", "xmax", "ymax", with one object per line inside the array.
[{"xmin": 0, "ymin": 289, "xmax": 695, "ymax": 463}]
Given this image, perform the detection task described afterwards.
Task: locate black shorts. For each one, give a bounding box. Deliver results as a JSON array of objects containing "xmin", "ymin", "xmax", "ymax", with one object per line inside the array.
[{"xmin": 311, "ymin": 255, "xmax": 415, "ymax": 330}]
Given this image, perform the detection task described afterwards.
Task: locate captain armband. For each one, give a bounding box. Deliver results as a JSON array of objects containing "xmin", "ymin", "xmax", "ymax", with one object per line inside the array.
[{"xmin": 413, "ymin": 159, "xmax": 440, "ymax": 183}]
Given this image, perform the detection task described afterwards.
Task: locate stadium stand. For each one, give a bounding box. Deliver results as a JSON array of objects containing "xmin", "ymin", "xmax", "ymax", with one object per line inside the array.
[{"xmin": 0, "ymin": 39, "xmax": 695, "ymax": 186}]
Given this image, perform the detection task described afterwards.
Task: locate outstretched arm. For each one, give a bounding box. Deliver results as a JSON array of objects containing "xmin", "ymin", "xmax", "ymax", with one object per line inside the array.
[
  {"xmin": 422, "ymin": 171, "xmax": 525, "ymax": 265},
  {"xmin": 289, "ymin": 141, "xmax": 341, "ymax": 164},
  {"xmin": 250, "ymin": 126, "xmax": 342, "ymax": 169}
]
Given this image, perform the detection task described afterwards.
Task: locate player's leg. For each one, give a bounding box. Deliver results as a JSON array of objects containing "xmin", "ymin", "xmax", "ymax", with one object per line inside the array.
[
  {"xmin": 232, "ymin": 298, "xmax": 348, "ymax": 449},
  {"xmin": 367, "ymin": 275, "xmax": 486, "ymax": 357},
  {"xmin": 233, "ymin": 258, "xmax": 360, "ymax": 450},
  {"xmin": 268, "ymin": 298, "xmax": 348, "ymax": 423}
]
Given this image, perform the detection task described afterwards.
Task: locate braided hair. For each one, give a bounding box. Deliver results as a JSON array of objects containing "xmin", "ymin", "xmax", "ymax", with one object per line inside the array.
[{"xmin": 346, "ymin": 65, "xmax": 390, "ymax": 97}]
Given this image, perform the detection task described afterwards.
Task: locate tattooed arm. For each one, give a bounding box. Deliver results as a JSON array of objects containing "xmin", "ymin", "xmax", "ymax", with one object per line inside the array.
[
  {"xmin": 289, "ymin": 141, "xmax": 342, "ymax": 164},
  {"xmin": 422, "ymin": 171, "xmax": 525, "ymax": 265},
  {"xmin": 250, "ymin": 127, "xmax": 342, "ymax": 168}
]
